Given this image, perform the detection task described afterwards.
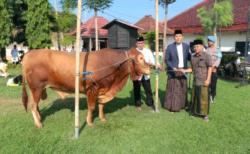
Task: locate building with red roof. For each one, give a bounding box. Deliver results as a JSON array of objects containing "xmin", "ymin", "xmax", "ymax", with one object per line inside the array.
[
  {"xmin": 168, "ymin": 0, "xmax": 250, "ymax": 53},
  {"xmin": 69, "ymin": 16, "xmax": 109, "ymax": 51},
  {"xmin": 135, "ymin": 15, "xmax": 174, "ymax": 52},
  {"xmin": 135, "ymin": 15, "xmax": 173, "ymax": 34},
  {"xmin": 81, "ymin": 16, "xmax": 109, "ymax": 51}
]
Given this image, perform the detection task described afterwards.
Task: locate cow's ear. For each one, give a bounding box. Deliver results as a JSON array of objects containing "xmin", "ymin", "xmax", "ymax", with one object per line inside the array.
[
  {"xmin": 129, "ymin": 62, "xmax": 141, "ymax": 81},
  {"xmin": 128, "ymin": 48, "xmax": 138, "ymax": 58}
]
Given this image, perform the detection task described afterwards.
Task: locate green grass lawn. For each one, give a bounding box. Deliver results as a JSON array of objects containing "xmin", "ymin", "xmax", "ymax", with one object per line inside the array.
[{"xmin": 0, "ymin": 65, "xmax": 250, "ymax": 154}]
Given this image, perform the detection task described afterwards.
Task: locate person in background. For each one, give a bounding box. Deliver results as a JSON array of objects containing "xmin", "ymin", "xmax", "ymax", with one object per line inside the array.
[
  {"xmin": 164, "ymin": 29, "xmax": 191, "ymax": 112},
  {"xmin": 206, "ymin": 36, "xmax": 222, "ymax": 103},
  {"xmin": 70, "ymin": 45, "xmax": 75, "ymax": 52},
  {"xmin": 184, "ymin": 39, "xmax": 212, "ymax": 121},
  {"xmin": 11, "ymin": 45, "xmax": 19, "ymax": 64}
]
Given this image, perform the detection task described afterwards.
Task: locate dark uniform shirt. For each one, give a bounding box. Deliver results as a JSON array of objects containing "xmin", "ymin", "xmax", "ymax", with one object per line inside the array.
[{"xmin": 191, "ymin": 51, "xmax": 212, "ymax": 86}]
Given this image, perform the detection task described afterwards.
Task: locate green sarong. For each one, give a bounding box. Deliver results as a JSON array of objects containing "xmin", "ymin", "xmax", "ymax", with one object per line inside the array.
[{"xmin": 191, "ymin": 85, "xmax": 209, "ymax": 116}]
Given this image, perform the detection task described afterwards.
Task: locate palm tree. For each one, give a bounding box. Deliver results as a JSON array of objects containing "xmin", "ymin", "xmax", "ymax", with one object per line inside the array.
[{"xmin": 159, "ymin": 0, "xmax": 175, "ymax": 52}]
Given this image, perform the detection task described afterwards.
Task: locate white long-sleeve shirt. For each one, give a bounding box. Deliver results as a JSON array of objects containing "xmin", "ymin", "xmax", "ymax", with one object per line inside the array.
[
  {"xmin": 136, "ymin": 48, "xmax": 155, "ymax": 80},
  {"xmin": 176, "ymin": 43, "xmax": 184, "ymax": 68}
]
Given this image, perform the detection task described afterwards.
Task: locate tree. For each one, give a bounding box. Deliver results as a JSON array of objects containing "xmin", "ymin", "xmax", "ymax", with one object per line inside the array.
[
  {"xmin": 84, "ymin": 0, "xmax": 113, "ymax": 50},
  {"xmin": 145, "ymin": 32, "xmax": 155, "ymax": 51},
  {"xmin": 10, "ymin": 0, "xmax": 28, "ymax": 44},
  {"xmin": 54, "ymin": 11, "xmax": 77, "ymax": 48},
  {"xmin": 61, "ymin": 0, "xmax": 77, "ymax": 13},
  {"xmin": 25, "ymin": 0, "xmax": 52, "ymax": 49},
  {"xmin": 0, "ymin": 0, "xmax": 13, "ymax": 60},
  {"xmin": 159, "ymin": 0, "xmax": 175, "ymax": 51},
  {"xmin": 197, "ymin": 0, "xmax": 233, "ymax": 47}
]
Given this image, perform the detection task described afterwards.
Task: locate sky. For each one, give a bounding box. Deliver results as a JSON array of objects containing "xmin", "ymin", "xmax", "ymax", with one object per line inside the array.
[{"xmin": 49, "ymin": 0, "xmax": 203, "ymax": 24}]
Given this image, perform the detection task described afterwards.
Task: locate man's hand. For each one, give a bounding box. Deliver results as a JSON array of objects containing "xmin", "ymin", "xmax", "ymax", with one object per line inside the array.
[
  {"xmin": 212, "ymin": 67, "xmax": 217, "ymax": 73},
  {"xmin": 178, "ymin": 68, "xmax": 186, "ymax": 74},
  {"xmin": 204, "ymin": 80, "xmax": 210, "ymax": 87},
  {"xmin": 156, "ymin": 64, "xmax": 163, "ymax": 71},
  {"xmin": 174, "ymin": 69, "xmax": 184, "ymax": 77}
]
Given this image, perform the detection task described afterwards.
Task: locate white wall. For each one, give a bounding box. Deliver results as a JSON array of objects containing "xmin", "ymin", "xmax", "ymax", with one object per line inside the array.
[{"xmin": 220, "ymin": 31, "xmax": 246, "ymax": 52}]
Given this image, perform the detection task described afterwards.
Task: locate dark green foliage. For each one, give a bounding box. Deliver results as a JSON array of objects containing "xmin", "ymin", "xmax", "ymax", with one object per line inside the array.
[
  {"xmin": 60, "ymin": 0, "xmax": 77, "ymax": 12},
  {"xmin": 220, "ymin": 53, "xmax": 238, "ymax": 66},
  {"xmin": 145, "ymin": 32, "xmax": 155, "ymax": 51},
  {"xmin": 197, "ymin": 0, "xmax": 233, "ymax": 34},
  {"xmin": 56, "ymin": 12, "xmax": 77, "ymax": 33},
  {"xmin": 0, "ymin": 0, "xmax": 13, "ymax": 48},
  {"xmin": 0, "ymin": 48, "xmax": 7, "ymax": 62},
  {"xmin": 60, "ymin": 34, "xmax": 75, "ymax": 46},
  {"xmin": 25, "ymin": 0, "xmax": 52, "ymax": 49},
  {"xmin": 10, "ymin": 0, "xmax": 28, "ymax": 44},
  {"xmin": 84, "ymin": 0, "xmax": 113, "ymax": 11}
]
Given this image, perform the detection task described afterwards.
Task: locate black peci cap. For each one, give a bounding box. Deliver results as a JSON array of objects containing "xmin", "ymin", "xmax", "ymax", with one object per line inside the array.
[
  {"xmin": 193, "ymin": 39, "xmax": 203, "ymax": 45},
  {"xmin": 137, "ymin": 36, "xmax": 144, "ymax": 42},
  {"xmin": 174, "ymin": 29, "xmax": 183, "ymax": 35}
]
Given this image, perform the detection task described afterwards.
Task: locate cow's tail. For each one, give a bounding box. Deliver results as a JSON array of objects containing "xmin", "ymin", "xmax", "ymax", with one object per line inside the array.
[{"xmin": 22, "ymin": 73, "xmax": 28, "ymax": 112}]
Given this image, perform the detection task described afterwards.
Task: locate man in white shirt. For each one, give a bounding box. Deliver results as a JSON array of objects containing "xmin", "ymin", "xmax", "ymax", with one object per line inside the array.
[{"xmin": 133, "ymin": 36, "xmax": 156, "ymax": 112}]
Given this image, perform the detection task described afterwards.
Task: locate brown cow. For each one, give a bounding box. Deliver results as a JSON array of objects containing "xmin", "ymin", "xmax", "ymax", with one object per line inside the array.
[{"xmin": 22, "ymin": 48, "xmax": 150, "ymax": 128}]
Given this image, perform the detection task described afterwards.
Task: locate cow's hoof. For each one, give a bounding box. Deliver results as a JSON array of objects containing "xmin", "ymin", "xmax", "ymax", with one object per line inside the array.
[
  {"xmin": 100, "ymin": 118, "xmax": 107, "ymax": 123},
  {"xmin": 87, "ymin": 123, "xmax": 94, "ymax": 127},
  {"xmin": 36, "ymin": 123, "xmax": 43, "ymax": 128}
]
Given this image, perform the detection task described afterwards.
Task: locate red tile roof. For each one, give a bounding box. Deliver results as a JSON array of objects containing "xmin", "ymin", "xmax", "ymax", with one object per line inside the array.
[
  {"xmin": 70, "ymin": 16, "xmax": 109, "ymax": 38},
  {"xmin": 135, "ymin": 15, "xmax": 173, "ymax": 34},
  {"xmin": 168, "ymin": 0, "xmax": 249, "ymax": 33}
]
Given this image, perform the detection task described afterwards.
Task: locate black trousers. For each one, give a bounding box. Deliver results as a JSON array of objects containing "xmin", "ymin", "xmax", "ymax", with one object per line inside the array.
[
  {"xmin": 209, "ymin": 72, "xmax": 218, "ymax": 99},
  {"xmin": 133, "ymin": 77, "xmax": 154, "ymax": 107}
]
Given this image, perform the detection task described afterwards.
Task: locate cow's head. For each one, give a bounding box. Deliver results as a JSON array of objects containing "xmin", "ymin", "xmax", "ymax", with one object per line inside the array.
[{"xmin": 128, "ymin": 48, "xmax": 151, "ymax": 80}]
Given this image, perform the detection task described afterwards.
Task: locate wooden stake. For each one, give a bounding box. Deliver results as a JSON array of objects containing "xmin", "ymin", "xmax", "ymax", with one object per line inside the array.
[
  {"xmin": 95, "ymin": 10, "xmax": 98, "ymax": 50},
  {"xmin": 75, "ymin": 0, "xmax": 82, "ymax": 139},
  {"xmin": 155, "ymin": 0, "xmax": 160, "ymax": 112},
  {"xmin": 163, "ymin": 2, "xmax": 168, "ymax": 66}
]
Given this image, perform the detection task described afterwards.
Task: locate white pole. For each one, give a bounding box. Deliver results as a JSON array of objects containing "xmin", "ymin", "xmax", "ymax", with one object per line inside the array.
[
  {"xmin": 155, "ymin": 0, "xmax": 160, "ymax": 112},
  {"xmin": 75, "ymin": 0, "xmax": 82, "ymax": 139}
]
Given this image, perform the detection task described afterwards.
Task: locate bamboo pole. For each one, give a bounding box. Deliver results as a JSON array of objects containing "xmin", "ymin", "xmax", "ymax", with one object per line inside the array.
[
  {"xmin": 95, "ymin": 9, "xmax": 99, "ymax": 50},
  {"xmin": 155, "ymin": 0, "xmax": 160, "ymax": 112},
  {"xmin": 75, "ymin": 0, "xmax": 82, "ymax": 139},
  {"xmin": 54, "ymin": 0, "xmax": 61, "ymax": 50},
  {"xmin": 163, "ymin": 2, "xmax": 168, "ymax": 55},
  {"xmin": 162, "ymin": 2, "xmax": 168, "ymax": 67}
]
